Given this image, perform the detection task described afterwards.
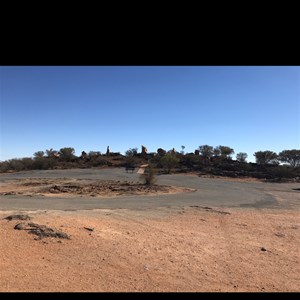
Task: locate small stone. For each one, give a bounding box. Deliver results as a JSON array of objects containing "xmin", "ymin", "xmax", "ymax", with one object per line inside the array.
[
  {"xmin": 261, "ymin": 247, "xmax": 267, "ymax": 251},
  {"xmin": 14, "ymin": 223, "xmax": 27, "ymax": 230},
  {"xmin": 84, "ymin": 227, "xmax": 94, "ymax": 232},
  {"xmin": 274, "ymin": 232, "xmax": 285, "ymax": 237}
]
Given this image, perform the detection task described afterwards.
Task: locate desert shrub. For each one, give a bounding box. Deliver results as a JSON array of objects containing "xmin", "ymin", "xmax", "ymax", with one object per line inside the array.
[
  {"xmin": 267, "ymin": 165, "xmax": 296, "ymax": 181},
  {"xmin": 88, "ymin": 151, "xmax": 101, "ymax": 158},
  {"xmin": 34, "ymin": 157, "xmax": 58, "ymax": 170},
  {"xmin": 86, "ymin": 156, "xmax": 108, "ymax": 167},
  {"xmin": 20, "ymin": 157, "xmax": 35, "ymax": 170},
  {"xmin": 180, "ymin": 153, "xmax": 202, "ymax": 170},
  {"xmin": 0, "ymin": 161, "xmax": 10, "ymax": 172},
  {"xmin": 32, "ymin": 158, "xmax": 48, "ymax": 170},
  {"xmin": 8, "ymin": 159, "xmax": 26, "ymax": 171},
  {"xmin": 141, "ymin": 166, "xmax": 157, "ymax": 185}
]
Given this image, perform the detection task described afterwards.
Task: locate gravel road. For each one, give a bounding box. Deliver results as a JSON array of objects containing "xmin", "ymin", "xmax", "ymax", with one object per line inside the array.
[{"xmin": 0, "ymin": 168, "xmax": 299, "ymax": 211}]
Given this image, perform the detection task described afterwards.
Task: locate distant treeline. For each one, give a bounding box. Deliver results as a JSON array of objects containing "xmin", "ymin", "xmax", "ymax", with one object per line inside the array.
[{"xmin": 0, "ymin": 146, "xmax": 299, "ymax": 182}]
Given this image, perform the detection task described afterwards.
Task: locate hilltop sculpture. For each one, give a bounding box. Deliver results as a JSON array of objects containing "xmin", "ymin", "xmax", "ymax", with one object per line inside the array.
[{"xmin": 81, "ymin": 151, "xmax": 87, "ymax": 159}]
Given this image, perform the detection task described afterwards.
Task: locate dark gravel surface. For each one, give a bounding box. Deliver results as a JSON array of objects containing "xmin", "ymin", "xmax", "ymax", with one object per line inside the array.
[{"xmin": 0, "ymin": 168, "xmax": 299, "ymax": 211}]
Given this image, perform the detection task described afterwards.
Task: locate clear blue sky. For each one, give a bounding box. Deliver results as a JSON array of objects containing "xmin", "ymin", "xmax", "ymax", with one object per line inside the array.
[{"xmin": 0, "ymin": 66, "xmax": 299, "ymax": 162}]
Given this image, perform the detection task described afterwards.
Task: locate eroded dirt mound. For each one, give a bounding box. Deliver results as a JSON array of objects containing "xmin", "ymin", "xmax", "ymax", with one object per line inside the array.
[{"xmin": 42, "ymin": 182, "xmax": 172, "ymax": 195}]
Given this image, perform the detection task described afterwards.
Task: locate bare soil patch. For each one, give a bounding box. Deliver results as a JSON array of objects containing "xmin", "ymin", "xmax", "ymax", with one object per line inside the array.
[
  {"xmin": 0, "ymin": 207, "xmax": 299, "ymax": 292},
  {"xmin": 0, "ymin": 178, "xmax": 194, "ymax": 198}
]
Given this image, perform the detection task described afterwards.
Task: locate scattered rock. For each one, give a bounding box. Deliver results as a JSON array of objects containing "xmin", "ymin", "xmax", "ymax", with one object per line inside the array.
[
  {"xmin": 213, "ymin": 210, "xmax": 231, "ymax": 215},
  {"xmin": 5, "ymin": 214, "xmax": 32, "ymax": 221},
  {"xmin": 189, "ymin": 206, "xmax": 230, "ymax": 215},
  {"xmin": 261, "ymin": 247, "xmax": 267, "ymax": 252},
  {"xmin": 0, "ymin": 191, "xmax": 16, "ymax": 195},
  {"xmin": 143, "ymin": 264, "xmax": 150, "ymax": 271},
  {"xmin": 27, "ymin": 223, "xmax": 70, "ymax": 239},
  {"xmin": 274, "ymin": 232, "xmax": 285, "ymax": 237},
  {"xmin": 14, "ymin": 222, "xmax": 27, "ymax": 230},
  {"xmin": 13, "ymin": 221, "xmax": 70, "ymax": 240},
  {"xmin": 84, "ymin": 227, "xmax": 94, "ymax": 232}
]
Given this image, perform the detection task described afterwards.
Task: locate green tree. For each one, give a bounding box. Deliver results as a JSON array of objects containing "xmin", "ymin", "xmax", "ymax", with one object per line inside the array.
[
  {"xmin": 46, "ymin": 148, "xmax": 58, "ymax": 158},
  {"xmin": 125, "ymin": 148, "xmax": 138, "ymax": 157},
  {"xmin": 213, "ymin": 148, "xmax": 221, "ymax": 157},
  {"xmin": 199, "ymin": 145, "xmax": 214, "ymax": 159},
  {"xmin": 254, "ymin": 151, "xmax": 278, "ymax": 165},
  {"xmin": 216, "ymin": 145, "xmax": 235, "ymax": 159},
  {"xmin": 236, "ymin": 152, "xmax": 248, "ymax": 163},
  {"xmin": 33, "ymin": 151, "xmax": 45, "ymax": 159},
  {"xmin": 180, "ymin": 145, "xmax": 185, "ymax": 155},
  {"xmin": 59, "ymin": 147, "xmax": 75, "ymax": 162},
  {"xmin": 160, "ymin": 153, "xmax": 179, "ymax": 173},
  {"xmin": 278, "ymin": 149, "xmax": 300, "ymax": 168},
  {"xmin": 125, "ymin": 148, "xmax": 138, "ymax": 168}
]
